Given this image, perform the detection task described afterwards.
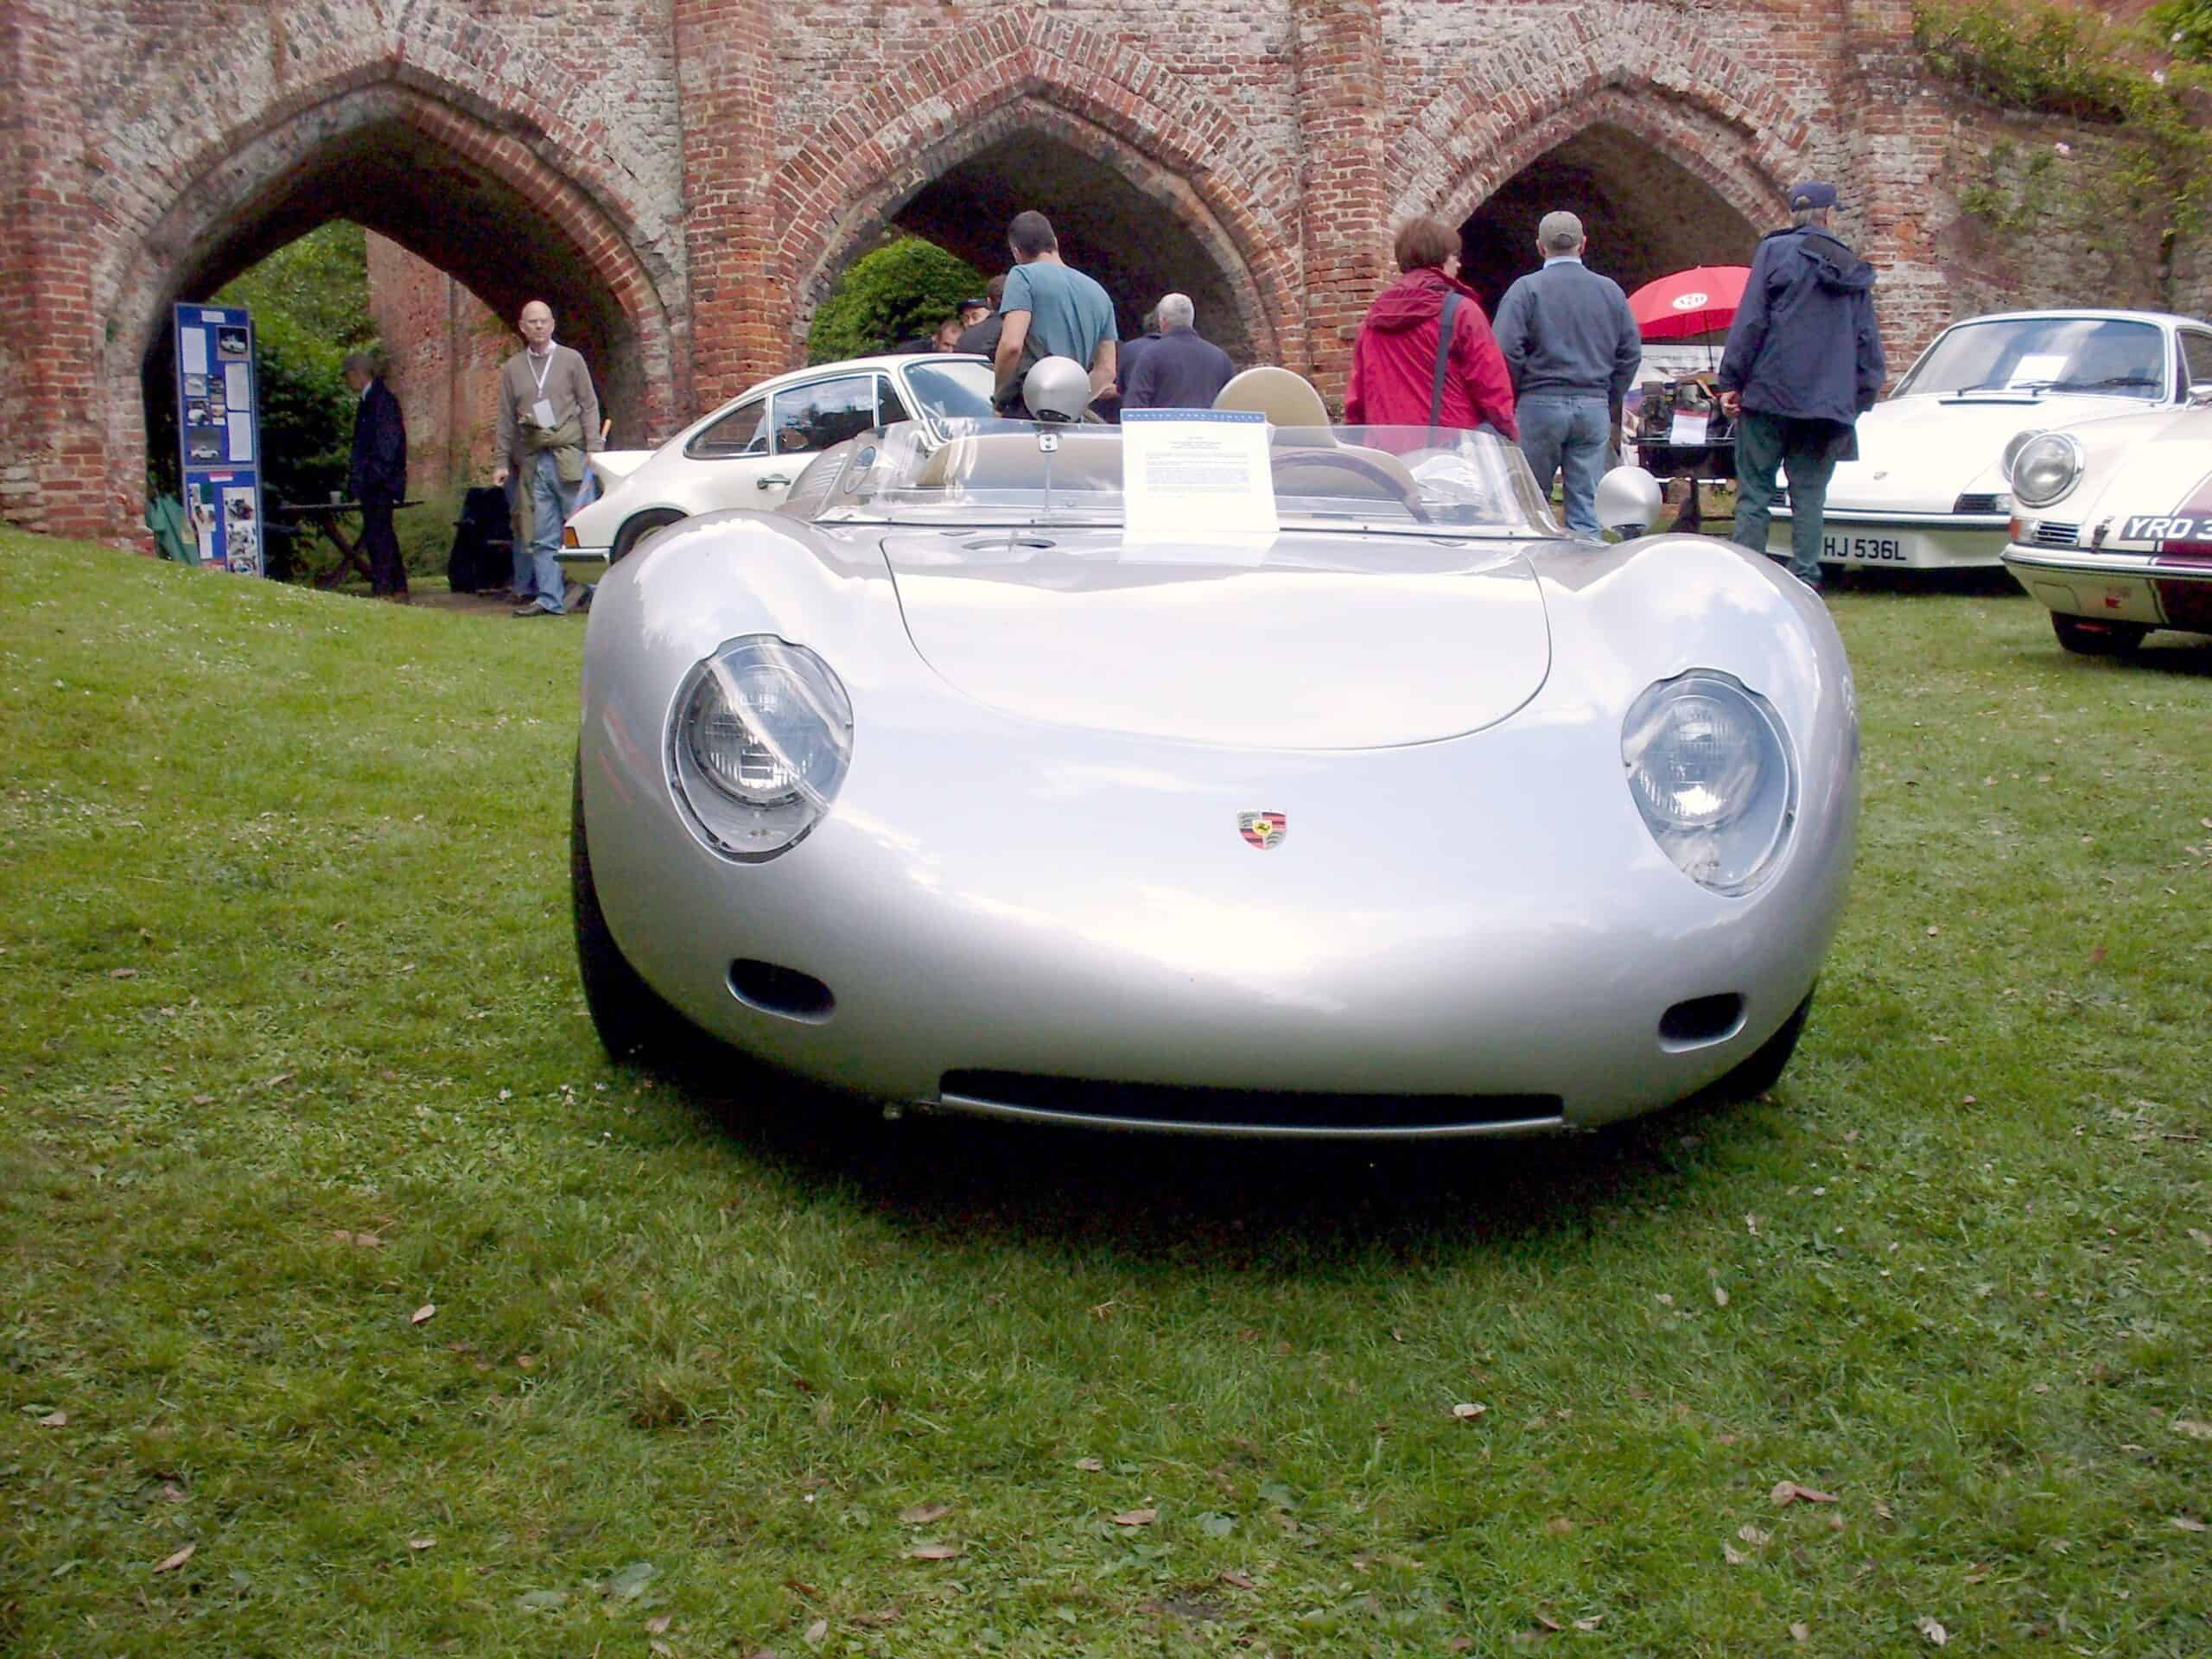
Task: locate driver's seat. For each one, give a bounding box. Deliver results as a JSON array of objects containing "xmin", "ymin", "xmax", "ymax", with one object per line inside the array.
[{"xmin": 1213, "ymin": 366, "xmax": 1331, "ymax": 429}]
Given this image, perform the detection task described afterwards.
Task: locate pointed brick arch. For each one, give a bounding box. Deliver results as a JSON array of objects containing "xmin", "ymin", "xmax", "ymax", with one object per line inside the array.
[
  {"xmin": 766, "ymin": 23, "xmax": 1300, "ymax": 372},
  {"xmin": 1390, "ymin": 11, "xmax": 1813, "ymax": 237}
]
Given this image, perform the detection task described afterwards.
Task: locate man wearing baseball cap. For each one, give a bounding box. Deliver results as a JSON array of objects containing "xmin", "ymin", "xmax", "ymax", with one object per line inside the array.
[
  {"xmin": 1492, "ymin": 209, "xmax": 1645, "ymax": 538},
  {"xmin": 1716, "ymin": 180, "xmax": 1885, "ymax": 594}
]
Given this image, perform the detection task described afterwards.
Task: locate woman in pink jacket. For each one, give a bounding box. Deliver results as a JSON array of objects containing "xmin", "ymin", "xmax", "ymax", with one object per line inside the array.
[{"xmin": 1344, "ymin": 218, "xmax": 1519, "ymax": 439}]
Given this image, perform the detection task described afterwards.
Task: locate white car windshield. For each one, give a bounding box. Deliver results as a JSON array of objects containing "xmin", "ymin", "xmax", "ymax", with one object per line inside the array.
[
  {"xmin": 804, "ymin": 419, "xmax": 1560, "ymax": 536},
  {"xmin": 900, "ymin": 359, "xmax": 999, "ymax": 423},
  {"xmin": 1896, "ymin": 316, "xmax": 2167, "ymax": 400}
]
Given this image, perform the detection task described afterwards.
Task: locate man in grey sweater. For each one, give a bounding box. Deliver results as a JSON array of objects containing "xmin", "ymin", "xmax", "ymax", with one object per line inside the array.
[
  {"xmin": 493, "ymin": 300, "xmax": 602, "ymax": 616},
  {"xmin": 1491, "ymin": 212, "xmax": 1643, "ymax": 539}
]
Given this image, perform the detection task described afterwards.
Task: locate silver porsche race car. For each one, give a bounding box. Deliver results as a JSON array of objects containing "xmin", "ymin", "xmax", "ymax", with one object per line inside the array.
[{"xmin": 572, "ymin": 365, "xmax": 1859, "ymax": 1139}]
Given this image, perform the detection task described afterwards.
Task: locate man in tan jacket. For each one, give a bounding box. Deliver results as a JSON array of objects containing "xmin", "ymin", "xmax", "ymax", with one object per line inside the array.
[{"xmin": 494, "ymin": 300, "xmax": 601, "ymax": 616}]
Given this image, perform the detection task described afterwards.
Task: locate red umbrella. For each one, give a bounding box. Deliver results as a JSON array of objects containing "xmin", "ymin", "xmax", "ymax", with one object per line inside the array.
[{"xmin": 1628, "ymin": 266, "xmax": 1751, "ymax": 341}]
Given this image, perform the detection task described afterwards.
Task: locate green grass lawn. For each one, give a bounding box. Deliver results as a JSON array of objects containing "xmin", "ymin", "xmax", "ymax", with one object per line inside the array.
[{"xmin": 3, "ymin": 530, "xmax": 2209, "ymax": 1656}]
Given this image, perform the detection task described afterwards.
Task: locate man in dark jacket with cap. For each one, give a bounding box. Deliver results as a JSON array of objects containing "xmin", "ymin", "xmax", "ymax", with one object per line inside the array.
[{"xmin": 1717, "ymin": 181, "xmax": 1884, "ymax": 594}]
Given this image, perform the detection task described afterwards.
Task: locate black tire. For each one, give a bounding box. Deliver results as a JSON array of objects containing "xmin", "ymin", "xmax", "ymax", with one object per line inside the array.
[
  {"xmin": 2051, "ymin": 613, "xmax": 2148, "ymax": 656},
  {"xmin": 610, "ymin": 509, "xmax": 686, "ymax": 565},
  {"xmin": 1701, "ymin": 988, "xmax": 1815, "ymax": 1105},
  {"xmin": 573, "ymin": 759, "xmax": 697, "ymax": 1064}
]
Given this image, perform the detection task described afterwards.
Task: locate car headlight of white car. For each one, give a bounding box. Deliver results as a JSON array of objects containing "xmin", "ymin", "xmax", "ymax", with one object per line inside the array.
[
  {"xmin": 1999, "ymin": 428, "xmax": 2045, "ymax": 481},
  {"xmin": 2006, "ymin": 432, "xmax": 2083, "ymax": 509},
  {"xmin": 1622, "ymin": 671, "xmax": 1796, "ymax": 896},
  {"xmin": 668, "ymin": 637, "xmax": 854, "ymax": 861}
]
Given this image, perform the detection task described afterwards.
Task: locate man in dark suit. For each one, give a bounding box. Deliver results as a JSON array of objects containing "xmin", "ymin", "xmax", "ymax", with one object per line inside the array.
[
  {"xmin": 1121, "ymin": 295, "xmax": 1235, "ymax": 412},
  {"xmin": 345, "ymin": 352, "xmax": 409, "ymax": 599}
]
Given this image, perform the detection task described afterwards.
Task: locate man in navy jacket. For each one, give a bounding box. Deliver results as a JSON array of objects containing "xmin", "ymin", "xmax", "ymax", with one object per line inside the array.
[
  {"xmin": 1122, "ymin": 294, "xmax": 1236, "ymax": 412},
  {"xmin": 345, "ymin": 352, "xmax": 410, "ymax": 599},
  {"xmin": 1717, "ymin": 181, "xmax": 1885, "ymax": 594}
]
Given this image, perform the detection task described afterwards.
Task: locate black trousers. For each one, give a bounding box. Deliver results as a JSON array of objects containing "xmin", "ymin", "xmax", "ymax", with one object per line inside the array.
[{"xmin": 360, "ymin": 499, "xmax": 406, "ymax": 594}]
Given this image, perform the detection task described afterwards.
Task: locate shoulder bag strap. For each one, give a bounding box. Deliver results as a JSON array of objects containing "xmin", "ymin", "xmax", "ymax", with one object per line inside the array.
[{"xmin": 1429, "ymin": 291, "xmax": 1463, "ymax": 427}]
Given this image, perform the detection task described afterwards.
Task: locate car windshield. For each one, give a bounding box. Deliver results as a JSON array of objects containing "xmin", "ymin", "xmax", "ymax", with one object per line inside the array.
[
  {"xmin": 900, "ymin": 359, "xmax": 999, "ymax": 423},
  {"xmin": 803, "ymin": 419, "xmax": 1560, "ymax": 536},
  {"xmin": 1894, "ymin": 316, "xmax": 2167, "ymax": 400}
]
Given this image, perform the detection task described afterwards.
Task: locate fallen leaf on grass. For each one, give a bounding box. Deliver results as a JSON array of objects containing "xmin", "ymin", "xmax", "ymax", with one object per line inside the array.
[
  {"xmin": 1738, "ymin": 1524, "xmax": 1770, "ymax": 1547},
  {"xmin": 1074, "ymin": 1457, "xmax": 1104, "ymax": 1471},
  {"xmin": 1534, "ymin": 1612, "xmax": 1563, "ymax": 1631},
  {"xmin": 1219, "ymin": 1569, "xmax": 1257, "ymax": 1590},
  {"xmin": 2172, "ymin": 1419, "xmax": 2212, "ymax": 1440},
  {"xmin": 153, "ymin": 1544, "xmax": 195, "ymax": 1573},
  {"xmin": 1789, "ymin": 1621, "xmax": 1811, "ymax": 1642},
  {"xmin": 1111, "ymin": 1509, "xmax": 1159, "ymax": 1528},
  {"xmin": 1723, "ymin": 1542, "xmax": 1751, "ymax": 1566},
  {"xmin": 516, "ymin": 1589, "xmax": 567, "ymax": 1611},
  {"xmin": 2188, "ymin": 1228, "xmax": 2212, "ymax": 1252},
  {"xmin": 1451, "ymin": 1402, "xmax": 1488, "ymax": 1421},
  {"xmin": 1713, "ymin": 1287, "xmax": 1730, "ymax": 1308},
  {"xmin": 850, "ymin": 1608, "xmax": 900, "ymax": 1628},
  {"xmin": 1918, "ymin": 1617, "xmax": 1948, "ymax": 1645},
  {"xmin": 410, "ymin": 1304, "xmax": 436, "ymax": 1325},
  {"xmin": 190, "ymin": 1094, "xmax": 214, "ymax": 1105},
  {"xmin": 37, "ymin": 1411, "xmax": 67, "ymax": 1427},
  {"xmin": 110, "ymin": 967, "xmax": 138, "ymax": 979},
  {"xmin": 907, "ymin": 1541, "xmax": 963, "ymax": 1560},
  {"xmin": 898, "ymin": 1503, "xmax": 951, "ymax": 1526},
  {"xmin": 804, "ymin": 1618, "xmax": 829, "ymax": 1645},
  {"xmin": 1770, "ymin": 1481, "xmax": 1840, "ymax": 1506},
  {"xmin": 1448, "ymin": 1640, "xmax": 1474, "ymax": 1654},
  {"xmin": 1573, "ymin": 1615, "xmax": 1604, "ymax": 1631},
  {"xmin": 408, "ymin": 1536, "xmax": 435, "ymax": 1552},
  {"xmin": 1545, "ymin": 1516, "xmax": 1574, "ymax": 1535},
  {"xmin": 651, "ymin": 1644, "xmax": 673, "ymax": 1658},
  {"xmin": 606, "ymin": 1561, "xmax": 657, "ymax": 1600},
  {"xmin": 2172, "ymin": 1516, "xmax": 2208, "ymax": 1533},
  {"xmin": 330, "ymin": 1230, "xmax": 383, "ymax": 1249},
  {"xmin": 645, "ymin": 1614, "xmax": 672, "ymax": 1635}
]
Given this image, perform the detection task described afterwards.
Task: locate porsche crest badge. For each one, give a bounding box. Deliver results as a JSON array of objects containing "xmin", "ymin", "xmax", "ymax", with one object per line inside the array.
[{"xmin": 1237, "ymin": 810, "xmax": 1287, "ymax": 849}]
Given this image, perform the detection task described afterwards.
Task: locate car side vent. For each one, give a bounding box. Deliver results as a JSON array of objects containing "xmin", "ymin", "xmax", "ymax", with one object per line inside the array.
[
  {"xmin": 1954, "ymin": 493, "xmax": 2005, "ymax": 515},
  {"xmin": 2031, "ymin": 521, "xmax": 2082, "ymax": 547},
  {"xmin": 1658, "ymin": 993, "xmax": 1745, "ymax": 1047},
  {"xmin": 728, "ymin": 959, "xmax": 835, "ymax": 1023}
]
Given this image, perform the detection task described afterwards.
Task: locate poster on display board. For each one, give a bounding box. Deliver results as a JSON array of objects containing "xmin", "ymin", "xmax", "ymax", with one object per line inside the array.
[{"xmin": 172, "ymin": 303, "xmax": 265, "ymax": 575}]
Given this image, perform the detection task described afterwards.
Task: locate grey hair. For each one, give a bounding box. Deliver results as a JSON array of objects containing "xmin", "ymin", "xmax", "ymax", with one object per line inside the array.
[
  {"xmin": 1155, "ymin": 292, "xmax": 1194, "ymax": 330},
  {"xmin": 1792, "ymin": 206, "xmax": 1833, "ymax": 230},
  {"xmin": 342, "ymin": 350, "xmax": 383, "ymax": 378}
]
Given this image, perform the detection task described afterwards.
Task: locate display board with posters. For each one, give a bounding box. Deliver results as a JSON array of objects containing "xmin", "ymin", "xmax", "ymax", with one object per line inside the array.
[{"xmin": 172, "ymin": 303, "xmax": 265, "ymax": 575}]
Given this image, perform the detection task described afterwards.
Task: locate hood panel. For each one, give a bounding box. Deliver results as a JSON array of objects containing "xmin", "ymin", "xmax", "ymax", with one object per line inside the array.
[
  {"xmin": 1831, "ymin": 395, "xmax": 2152, "ymax": 509},
  {"xmin": 880, "ymin": 530, "xmax": 1551, "ymax": 749}
]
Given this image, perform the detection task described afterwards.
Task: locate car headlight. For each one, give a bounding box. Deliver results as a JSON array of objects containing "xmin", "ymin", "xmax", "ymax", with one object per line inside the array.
[
  {"xmin": 1999, "ymin": 428, "xmax": 2045, "ymax": 482},
  {"xmin": 668, "ymin": 637, "xmax": 853, "ymax": 861},
  {"xmin": 1621, "ymin": 671, "xmax": 1796, "ymax": 895},
  {"xmin": 2008, "ymin": 432, "xmax": 2082, "ymax": 509}
]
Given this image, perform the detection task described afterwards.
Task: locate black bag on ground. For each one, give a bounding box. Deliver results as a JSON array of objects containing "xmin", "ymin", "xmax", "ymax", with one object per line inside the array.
[{"xmin": 447, "ymin": 487, "xmax": 515, "ymax": 594}]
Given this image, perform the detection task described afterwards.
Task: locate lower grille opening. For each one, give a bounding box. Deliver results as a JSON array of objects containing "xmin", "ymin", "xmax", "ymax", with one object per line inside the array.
[
  {"xmin": 1659, "ymin": 992, "xmax": 1745, "ymax": 1046},
  {"xmin": 728, "ymin": 959, "xmax": 835, "ymax": 1023},
  {"xmin": 1954, "ymin": 493, "xmax": 2005, "ymax": 515},
  {"xmin": 938, "ymin": 1071, "xmax": 1560, "ymax": 1130}
]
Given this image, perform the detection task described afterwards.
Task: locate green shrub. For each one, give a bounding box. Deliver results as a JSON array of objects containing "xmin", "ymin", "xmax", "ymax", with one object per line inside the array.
[
  {"xmin": 807, "ymin": 238, "xmax": 984, "ymax": 364},
  {"xmin": 2150, "ymin": 0, "xmax": 2212, "ymax": 62}
]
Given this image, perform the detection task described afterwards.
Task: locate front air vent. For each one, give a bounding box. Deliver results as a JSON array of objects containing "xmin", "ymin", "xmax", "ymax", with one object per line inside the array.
[
  {"xmin": 1658, "ymin": 993, "xmax": 1746, "ymax": 1047},
  {"xmin": 1954, "ymin": 493, "xmax": 2005, "ymax": 515},
  {"xmin": 938, "ymin": 1071, "xmax": 1561, "ymax": 1131},
  {"xmin": 2031, "ymin": 521, "xmax": 2082, "ymax": 547},
  {"xmin": 728, "ymin": 959, "xmax": 835, "ymax": 1023}
]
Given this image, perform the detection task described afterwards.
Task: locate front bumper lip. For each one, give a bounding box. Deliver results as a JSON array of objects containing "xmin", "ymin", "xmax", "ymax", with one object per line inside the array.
[
  {"xmin": 1770, "ymin": 508, "xmax": 2012, "ymax": 531},
  {"xmin": 2003, "ymin": 545, "xmax": 2212, "ymax": 582},
  {"xmin": 918, "ymin": 1089, "xmax": 1569, "ymax": 1141}
]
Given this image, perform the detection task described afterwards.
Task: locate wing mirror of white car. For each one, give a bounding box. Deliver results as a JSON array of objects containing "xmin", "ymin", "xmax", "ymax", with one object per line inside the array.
[
  {"xmin": 1594, "ymin": 465, "xmax": 1662, "ymax": 540},
  {"xmin": 2189, "ymin": 379, "xmax": 2212, "ymax": 408}
]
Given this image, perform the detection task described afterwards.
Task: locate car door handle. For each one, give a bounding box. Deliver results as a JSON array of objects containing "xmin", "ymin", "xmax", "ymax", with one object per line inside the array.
[{"xmin": 757, "ymin": 474, "xmax": 791, "ymax": 490}]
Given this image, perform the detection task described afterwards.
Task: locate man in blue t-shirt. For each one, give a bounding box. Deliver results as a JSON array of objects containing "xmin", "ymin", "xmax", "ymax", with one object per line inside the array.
[{"xmin": 993, "ymin": 211, "xmax": 1118, "ymax": 414}]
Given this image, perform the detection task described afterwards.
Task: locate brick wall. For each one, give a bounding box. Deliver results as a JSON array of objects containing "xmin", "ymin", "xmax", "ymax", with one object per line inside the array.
[
  {"xmin": 362, "ymin": 235, "xmax": 507, "ymax": 493},
  {"xmin": 1, "ymin": 0, "xmax": 2202, "ymax": 543}
]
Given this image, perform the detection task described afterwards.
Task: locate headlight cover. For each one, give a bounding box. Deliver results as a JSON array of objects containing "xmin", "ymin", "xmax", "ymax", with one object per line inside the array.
[
  {"xmin": 2008, "ymin": 432, "xmax": 2082, "ymax": 509},
  {"xmin": 1999, "ymin": 428, "xmax": 2045, "ymax": 481},
  {"xmin": 1622, "ymin": 671, "xmax": 1796, "ymax": 895},
  {"xmin": 668, "ymin": 637, "xmax": 853, "ymax": 861}
]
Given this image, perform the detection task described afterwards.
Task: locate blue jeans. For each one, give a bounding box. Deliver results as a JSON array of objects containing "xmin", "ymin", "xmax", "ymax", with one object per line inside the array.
[
  {"xmin": 1516, "ymin": 394, "xmax": 1611, "ymax": 539},
  {"xmin": 519, "ymin": 450, "xmax": 577, "ymax": 613},
  {"xmin": 1732, "ymin": 411, "xmax": 1841, "ymax": 588}
]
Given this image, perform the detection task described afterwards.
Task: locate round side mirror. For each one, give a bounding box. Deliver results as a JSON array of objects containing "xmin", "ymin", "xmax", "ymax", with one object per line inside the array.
[{"xmin": 1594, "ymin": 466, "xmax": 1663, "ymax": 540}]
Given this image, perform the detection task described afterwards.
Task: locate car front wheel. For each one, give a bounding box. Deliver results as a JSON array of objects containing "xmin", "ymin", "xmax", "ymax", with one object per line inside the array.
[
  {"xmin": 2051, "ymin": 613, "xmax": 2148, "ymax": 656},
  {"xmin": 573, "ymin": 759, "xmax": 698, "ymax": 1063}
]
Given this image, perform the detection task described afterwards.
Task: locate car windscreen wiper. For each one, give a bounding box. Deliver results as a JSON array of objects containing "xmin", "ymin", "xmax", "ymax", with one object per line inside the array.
[
  {"xmin": 2045, "ymin": 374, "xmax": 2161, "ymax": 391},
  {"xmin": 1952, "ymin": 378, "xmax": 2059, "ymax": 394}
]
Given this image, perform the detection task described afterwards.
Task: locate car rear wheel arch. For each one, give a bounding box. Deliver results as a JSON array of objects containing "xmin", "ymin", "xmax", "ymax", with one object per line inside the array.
[{"xmin": 610, "ymin": 508, "xmax": 688, "ymax": 564}]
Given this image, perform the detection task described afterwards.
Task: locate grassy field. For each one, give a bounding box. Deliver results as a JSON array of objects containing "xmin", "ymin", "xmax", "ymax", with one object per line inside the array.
[{"xmin": 3, "ymin": 529, "xmax": 2209, "ymax": 1656}]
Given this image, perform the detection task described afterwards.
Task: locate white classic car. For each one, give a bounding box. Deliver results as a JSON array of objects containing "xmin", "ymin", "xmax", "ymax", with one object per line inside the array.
[
  {"xmin": 1770, "ymin": 309, "xmax": 2212, "ymax": 571},
  {"xmin": 563, "ymin": 353, "xmax": 998, "ymax": 564},
  {"xmin": 2000, "ymin": 395, "xmax": 2212, "ymax": 654}
]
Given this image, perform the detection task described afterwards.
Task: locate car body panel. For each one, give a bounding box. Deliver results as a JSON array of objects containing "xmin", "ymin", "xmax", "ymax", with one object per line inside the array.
[
  {"xmin": 2003, "ymin": 399, "xmax": 2212, "ymax": 639},
  {"xmin": 1768, "ymin": 309, "xmax": 2212, "ymax": 571},
  {"xmin": 577, "ymin": 478, "xmax": 1857, "ymax": 1136}
]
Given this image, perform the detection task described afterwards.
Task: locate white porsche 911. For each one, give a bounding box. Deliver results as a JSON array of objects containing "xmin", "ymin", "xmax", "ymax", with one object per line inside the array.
[
  {"xmin": 563, "ymin": 353, "xmax": 997, "ymax": 565},
  {"xmin": 1770, "ymin": 309, "xmax": 2212, "ymax": 572},
  {"xmin": 2002, "ymin": 395, "xmax": 2212, "ymax": 655}
]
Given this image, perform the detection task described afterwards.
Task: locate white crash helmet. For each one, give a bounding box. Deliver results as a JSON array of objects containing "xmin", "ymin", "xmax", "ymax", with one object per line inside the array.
[{"xmin": 1021, "ymin": 355, "xmax": 1092, "ymax": 423}]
